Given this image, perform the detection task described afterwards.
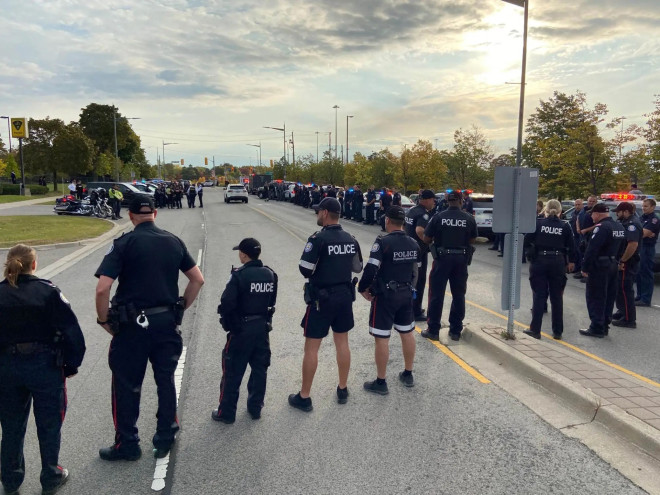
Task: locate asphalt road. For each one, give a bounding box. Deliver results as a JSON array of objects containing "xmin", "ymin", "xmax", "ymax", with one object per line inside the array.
[{"xmin": 7, "ymin": 190, "xmax": 649, "ymax": 494}]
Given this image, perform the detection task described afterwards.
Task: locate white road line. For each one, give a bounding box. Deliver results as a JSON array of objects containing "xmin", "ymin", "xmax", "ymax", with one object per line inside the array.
[
  {"xmin": 197, "ymin": 248, "xmax": 203, "ymax": 267},
  {"xmin": 151, "ymin": 346, "xmax": 187, "ymax": 492},
  {"xmin": 653, "ymin": 305, "xmax": 660, "ymax": 309},
  {"xmin": 201, "ymin": 223, "xmax": 204, "ymax": 229}
]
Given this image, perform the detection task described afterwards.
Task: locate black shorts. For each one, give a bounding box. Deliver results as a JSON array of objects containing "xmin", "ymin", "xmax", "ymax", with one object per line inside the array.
[
  {"xmin": 301, "ymin": 289, "xmax": 354, "ymax": 339},
  {"xmin": 369, "ymin": 290, "xmax": 415, "ymax": 338}
]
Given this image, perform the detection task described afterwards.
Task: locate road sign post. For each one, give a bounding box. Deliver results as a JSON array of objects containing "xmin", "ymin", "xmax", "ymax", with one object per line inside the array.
[
  {"xmin": 10, "ymin": 118, "xmax": 28, "ymax": 195},
  {"xmin": 492, "ymin": 166, "xmax": 539, "ymax": 337}
]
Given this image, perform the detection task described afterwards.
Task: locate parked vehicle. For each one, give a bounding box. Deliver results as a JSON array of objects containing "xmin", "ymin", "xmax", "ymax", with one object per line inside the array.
[
  {"xmin": 53, "ymin": 195, "xmax": 94, "ymax": 216},
  {"xmin": 84, "ymin": 182, "xmax": 144, "ymax": 205},
  {"xmin": 224, "ymin": 184, "xmax": 248, "ymax": 203}
]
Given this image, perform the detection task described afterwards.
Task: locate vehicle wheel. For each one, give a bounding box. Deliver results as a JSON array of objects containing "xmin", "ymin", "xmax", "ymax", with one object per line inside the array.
[
  {"xmin": 244, "ymin": 199, "xmax": 248, "ymax": 203},
  {"xmin": 224, "ymin": 198, "xmax": 228, "ymax": 203},
  {"xmin": 56, "ymin": 212, "xmax": 63, "ymax": 215}
]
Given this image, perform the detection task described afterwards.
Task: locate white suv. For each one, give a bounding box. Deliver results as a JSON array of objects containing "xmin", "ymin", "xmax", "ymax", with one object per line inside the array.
[{"xmin": 224, "ymin": 184, "xmax": 248, "ymax": 203}]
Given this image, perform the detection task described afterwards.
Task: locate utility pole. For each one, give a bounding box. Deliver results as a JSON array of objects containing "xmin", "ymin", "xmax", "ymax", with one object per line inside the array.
[
  {"xmin": 333, "ymin": 105, "xmax": 339, "ymax": 160},
  {"xmin": 290, "ymin": 132, "xmax": 295, "ymax": 168},
  {"xmin": 315, "ymin": 131, "xmax": 319, "ymax": 164},
  {"xmin": 346, "ymin": 115, "xmax": 354, "ymax": 164}
]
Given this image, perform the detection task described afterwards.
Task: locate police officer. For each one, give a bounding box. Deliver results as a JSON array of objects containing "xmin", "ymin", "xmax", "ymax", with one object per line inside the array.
[
  {"xmin": 352, "ymin": 184, "xmax": 364, "ymax": 222},
  {"xmin": 0, "ymin": 244, "xmax": 85, "ymax": 495},
  {"xmin": 392, "ymin": 187, "xmax": 402, "ymax": 207},
  {"xmin": 611, "ymin": 202, "xmax": 643, "ymax": 328},
  {"xmin": 405, "ymin": 189, "xmax": 436, "ymax": 321},
  {"xmin": 289, "ymin": 197, "xmax": 363, "ymax": 411},
  {"xmin": 344, "ymin": 187, "xmax": 354, "ymax": 220},
  {"xmin": 579, "ymin": 203, "xmax": 625, "ymax": 338},
  {"xmin": 462, "ymin": 191, "xmax": 474, "ymax": 214},
  {"xmin": 574, "ymin": 195, "xmax": 598, "ymax": 281},
  {"xmin": 522, "ymin": 200, "xmax": 575, "ymax": 340},
  {"xmin": 636, "ymin": 198, "xmax": 659, "ymax": 307},
  {"xmin": 212, "ymin": 238, "xmax": 277, "ymax": 423},
  {"xmin": 569, "ymin": 199, "xmax": 584, "ymax": 274},
  {"xmin": 108, "ymin": 184, "xmax": 124, "ymax": 219},
  {"xmin": 95, "ymin": 195, "xmax": 205, "ymax": 460},
  {"xmin": 421, "ymin": 191, "xmax": 477, "ymax": 341},
  {"xmin": 359, "ymin": 206, "xmax": 419, "ymax": 394},
  {"xmin": 379, "ymin": 188, "xmax": 392, "ymax": 231},
  {"xmin": 364, "ymin": 185, "xmax": 377, "ymax": 225}
]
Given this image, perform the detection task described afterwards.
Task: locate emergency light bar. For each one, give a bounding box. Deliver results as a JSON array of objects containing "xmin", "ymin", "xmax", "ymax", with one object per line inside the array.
[{"xmin": 601, "ymin": 193, "xmax": 641, "ymax": 201}]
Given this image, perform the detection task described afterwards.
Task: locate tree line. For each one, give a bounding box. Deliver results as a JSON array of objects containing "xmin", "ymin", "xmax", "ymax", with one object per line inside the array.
[{"xmin": 1, "ymin": 92, "xmax": 658, "ymax": 197}]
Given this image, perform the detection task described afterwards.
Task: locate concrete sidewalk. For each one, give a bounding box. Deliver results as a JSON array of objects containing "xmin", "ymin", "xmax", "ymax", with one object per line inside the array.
[
  {"xmin": 462, "ymin": 325, "xmax": 660, "ymax": 461},
  {"xmin": 0, "ymin": 196, "xmax": 59, "ymax": 210}
]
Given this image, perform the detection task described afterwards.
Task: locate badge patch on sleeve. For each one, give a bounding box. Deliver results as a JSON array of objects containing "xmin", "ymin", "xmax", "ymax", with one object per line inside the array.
[
  {"xmin": 593, "ymin": 226, "xmax": 600, "ymax": 234},
  {"xmin": 60, "ymin": 292, "xmax": 70, "ymax": 305},
  {"xmin": 628, "ymin": 225, "xmax": 636, "ymax": 232},
  {"xmin": 304, "ymin": 242, "xmax": 313, "ymax": 253},
  {"xmin": 371, "ymin": 243, "xmax": 380, "ymax": 253}
]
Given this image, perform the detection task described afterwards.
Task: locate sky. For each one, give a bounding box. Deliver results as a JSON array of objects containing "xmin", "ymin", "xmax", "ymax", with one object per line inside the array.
[{"xmin": 1, "ymin": 0, "xmax": 658, "ymax": 169}]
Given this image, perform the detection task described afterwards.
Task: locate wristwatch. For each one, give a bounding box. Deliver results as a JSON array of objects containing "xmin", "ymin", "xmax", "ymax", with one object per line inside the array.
[{"xmin": 97, "ymin": 317, "xmax": 108, "ymax": 325}]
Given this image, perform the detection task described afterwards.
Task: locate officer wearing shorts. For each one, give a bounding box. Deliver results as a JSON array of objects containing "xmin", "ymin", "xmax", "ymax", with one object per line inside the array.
[
  {"xmin": 212, "ymin": 238, "xmax": 277, "ymax": 423},
  {"xmin": 579, "ymin": 203, "xmax": 625, "ymax": 338},
  {"xmin": 289, "ymin": 197, "xmax": 363, "ymax": 411},
  {"xmin": 95, "ymin": 194, "xmax": 205, "ymax": 460},
  {"xmin": 359, "ymin": 206, "xmax": 419, "ymax": 394},
  {"xmin": 421, "ymin": 191, "xmax": 477, "ymax": 341}
]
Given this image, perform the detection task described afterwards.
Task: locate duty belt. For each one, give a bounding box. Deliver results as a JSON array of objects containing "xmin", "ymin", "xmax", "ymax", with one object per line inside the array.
[
  {"xmin": 437, "ymin": 248, "xmax": 467, "ymax": 255},
  {"xmin": 1, "ymin": 342, "xmax": 53, "ymax": 355},
  {"xmin": 242, "ymin": 314, "xmax": 267, "ymax": 322},
  {"xmin": 317, "ymin": 283, "xmax": 351, "ymax": 293},
  {"xmin": 139, "ymin": 305, "xmax": 174, "ymax": 316},
  {"xmin": 384, "ymin": 280, "xmax": 412, "ymax": 291},
  {"xmin": 597, "ymin": 256, "xmax": 616, "ymax": 261},
  {"xmin": 538, "ymin": 250, "xmax": 563, "ymax": 256}
]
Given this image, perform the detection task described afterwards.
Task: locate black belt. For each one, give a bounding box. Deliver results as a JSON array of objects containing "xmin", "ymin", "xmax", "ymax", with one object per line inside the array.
[
  {"xmin": 597, "ymin": 256, "xmax": 616, "ymax": 261},
  {"xmin": 0, "ymin": 342, "xmax": 53, "ymax": 355},
  {"xmin": 538, "ymin": 250, "xmax": 563, "ymax": 256},
  {"xmin": 437, "ymin": 248, "xmax": 467, "ymax": 255},
  {"xmin": 385, "ymin": 281, "xmax": 412, "ymax": 290},
  {"xmin": 242, "ymin": 314, "xmax": 267, "ymax": 322},
  {"xmin": 140, "ymin": 305, "xmax": 174, "ymax": 316},
  {"xmin": 317, "ymin": 284, "xmax": 351, "ymax": 293}
]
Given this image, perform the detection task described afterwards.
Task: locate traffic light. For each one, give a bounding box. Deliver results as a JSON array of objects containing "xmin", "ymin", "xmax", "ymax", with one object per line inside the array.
[{"xmin": 180, "ymin": 159, "xmax": 184, "ymax": 165}]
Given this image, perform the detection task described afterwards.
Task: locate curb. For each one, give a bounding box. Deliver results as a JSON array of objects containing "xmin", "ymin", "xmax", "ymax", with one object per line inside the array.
[
  {"xmin": 462, "ymin": 325, "xmax": 660, "ymax": 460},
  {"xmin": 36, "ymin": 220, "xmax": 132, "ymax": 280}
]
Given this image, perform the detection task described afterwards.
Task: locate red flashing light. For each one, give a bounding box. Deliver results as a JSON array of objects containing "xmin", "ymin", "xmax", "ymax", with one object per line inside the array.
[{"xmin": 601, "ymin": 193, "xmax": 636, "ymax": 200}]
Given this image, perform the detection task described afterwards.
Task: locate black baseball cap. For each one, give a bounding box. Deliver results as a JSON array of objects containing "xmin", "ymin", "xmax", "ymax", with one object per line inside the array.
[
  {"xmin": 128, "ymin": 194, "xmax": 155, "ymax": 214},
  {"xmin": 613, "ymin": 202, "xmax": 634, "ymax": 213},
  {"xmin": 313, "ymin": 197, "xmax": 341, "ymax": 214},
  {"xmin": 447, "ymin": 190, "xmax": 463, "ymax": 201},
  {"xmin": 386, "ymin": 206, "xmax": 406, "ymax": 221},
  {"xmin": 420, "ymin": 189, "xmax": 435, "ymax": 200},
  {"xmin": 591, "ymin": 203, "xmax": 609, "ymax": 213},
  {"xmin": 233, "ymin": 237, "xmax": 261, "ymax": 259}
]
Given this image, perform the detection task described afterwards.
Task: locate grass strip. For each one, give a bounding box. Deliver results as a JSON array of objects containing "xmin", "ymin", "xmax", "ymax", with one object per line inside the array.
[{"xmin": 0, "ymin": 215, "xmax": 113, "ymax": 248}]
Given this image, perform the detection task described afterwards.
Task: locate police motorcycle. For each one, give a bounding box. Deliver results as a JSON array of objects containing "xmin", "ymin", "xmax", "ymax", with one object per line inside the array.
[
  {"xmin": 89, "ymin": 187, "xmax": 115, "ymax": 219},
  {"xmin": 53, "ymin": 193, "xmax": 94, "ymax": 216}
]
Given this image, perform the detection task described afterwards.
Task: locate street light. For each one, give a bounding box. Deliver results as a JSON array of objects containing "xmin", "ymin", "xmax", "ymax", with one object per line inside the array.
[
  {"xmin": 113, "ymin": 106, "xmax": 140, "ymax": 181},
  {"xmin": 346, "ymin": 115, "xmax": 354, "ymax": 164},
  {"xmin": 247, "ymin": 142, "xmax": 261, "ymax": 167},
  {"xmin": 333, "ymin": 105, "xmax": 339, "ymax": 160},
  {"xmin": 162, "ymin": 140, "xmax": 178, "ymax": 178},
  {"xmin": 315, "ymin": 131, "xmax": 320, "ymax": 164},
  {"xmin": 264, "ymin": 124, "xmax": 286, "ymax": 178},
  {"xmin": 0, "ymin": 116, "xmax": 10, "ymax": 152},
  {"xmin": 501, "ymin": 0, "xmax": 529, "ymax": 337}
]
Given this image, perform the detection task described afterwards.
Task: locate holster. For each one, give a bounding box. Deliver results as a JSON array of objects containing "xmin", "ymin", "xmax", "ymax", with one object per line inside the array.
[
  {"xmin": 174, "ymin": 297, "xmax": 185, "ymax": 325},
  {"xmin": 430, "ymin": 243, "xmax": 440, "ymax": 260},
  {"xmin": 53, "ymin": 330, "xmax": 64, "ymax": 368},
  {"xmin": 351, "ymin": 277, "xmax": 358, "ymax": 302},
  {"xmin": 524, "ymin": 244, "xmax": 537, "ymax": 263},
  {"xmin": 303, "ymin": 282, "xmax": 318, "ymax": 304},
  {"xmin": 467, "ymin": 245, "xmax": 476, "ymax": 266}
]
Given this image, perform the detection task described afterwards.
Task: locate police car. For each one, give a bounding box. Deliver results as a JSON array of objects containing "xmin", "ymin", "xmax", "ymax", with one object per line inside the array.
[{"xmin": 224, "ymin": 184, "xmax": 249, "ymax": 203}]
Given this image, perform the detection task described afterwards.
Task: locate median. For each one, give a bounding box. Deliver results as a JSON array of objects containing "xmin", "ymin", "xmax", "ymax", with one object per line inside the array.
[{"xmin": 0, "ymin": 215, "xmax": 114, "ymax": 248}]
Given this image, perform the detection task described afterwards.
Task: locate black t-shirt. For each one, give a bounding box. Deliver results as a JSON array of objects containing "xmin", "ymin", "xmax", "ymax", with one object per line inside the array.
[
  {"xmin": 424, "ymin": 207, "xmax": 477, "ymax": 248},
  {"xmin": 95, "ymin": 222, "xmax": 196, "ymax": 308},
  {"xmin": 358, "ymin": 231, "xmax": 420, "ymax": 292},
  {"xmin": 219, "ymin": 260, "xmax": 278, "ymax": 322},
  {"xmin": 524, "ymin": 216, "xmax": 575, "ymax": 262},
  {"xmin": 405, "ymin": 204, "xmax": 432, "ymax": 252},
  {"xmin": 298, "ymin": 225, "xmax": 363, "ymax": 286},
  {"xmin": 641, "ymin": 212, "xmax": 660, "ymax": 246},
  {"xmin": 582, "ymin": 217, "xmax": 625, "ymax": 271}
]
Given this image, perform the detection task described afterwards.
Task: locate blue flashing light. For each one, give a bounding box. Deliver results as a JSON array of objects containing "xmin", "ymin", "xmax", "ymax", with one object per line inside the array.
[{"xmin": 446, "ymin": 189, "xmax": 453, "ymax": 193}]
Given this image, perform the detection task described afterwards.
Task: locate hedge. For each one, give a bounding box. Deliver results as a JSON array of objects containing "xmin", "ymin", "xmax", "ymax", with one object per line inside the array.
[
  {"xmin": 29, "ymin": 185, "xmax": 49, "ymax": 195},
  {"xmin": 0, "ymin": 184, "xmax": 49, "ymax": 195}
]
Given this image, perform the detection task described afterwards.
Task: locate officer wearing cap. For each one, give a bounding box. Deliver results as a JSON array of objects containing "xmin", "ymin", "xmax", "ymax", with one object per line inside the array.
[
  {"xmin": 636, "ymin": 198, "xmax": 659, "ymax": 307},
  {"xmin": 405, "ymin": 189, "xmax": 436, "ymax": 321},
  {"xmin": 95, "ymin": 194, "xmax": 205, "ymax": 460},
  {"xmin": 352, "ymin": 184, "xmax": 364, "ymax": 222},
  {"xmin": 212, "ymin": 238, "xmax": 277, "ymax": 423},
  {"xmin": 289, "ymin": 197, "xmax": 363, "ymax": 411},
  {"xmin": 343, "ymin": 187, "xmax": 354, "ymax": 220},
  {"xmin": 421, "ymin": 190, "xmax": 477, "ymax": 341},
  {"xmin": 392, "ymin": 187, "xmax": 402, "ymax": 207},
  {"xmin": 522, "ymin": 199, "xmax": 575, "ymax": 340},
  {"xmin": 574, "ymin": 195, "xmax": 598, "ymax": 281},
  {"xmin": 0, "ymin": 244, "xmax": 85, "ymax": 495},
  {"xmin": 379, "ymin": 188, "xmax": 393, "ymax": 230},
  {"xmin": 579, "ymin": 203, "xmax": 625, "ymax": 338},
  {"xmin": 611, "ymin": 202, "xmax": 643, "ymax": 328},
  {"xmin": 359, "ymin": 206, "xmax": 419, "ymax": 394}
]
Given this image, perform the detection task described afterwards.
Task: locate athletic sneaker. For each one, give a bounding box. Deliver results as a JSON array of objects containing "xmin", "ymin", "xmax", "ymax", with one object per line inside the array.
[
  {"xmin": 363, "ymin": 379, "xmax": 389, "ymax": 395},
  {"xmin": 288, "ymin": 392, "xmax": 313, "ymax": 412},
  {"xmin": 398, "ymin": 371, "xmax": 414, "ymax": 387},
  {"xmin": 336, "ymin": 386, "xmax": 349, "ymax": 404}
]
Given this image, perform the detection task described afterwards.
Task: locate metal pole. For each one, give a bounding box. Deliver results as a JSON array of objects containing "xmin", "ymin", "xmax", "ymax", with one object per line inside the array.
[
  {"xmin": 506, "ymin": 0, "xmax": 528, "ymax": 338},
  {"xmin": 291, "ymin": 132, "xmax": 295, "ymax": 168},
  {"xmin": 0, "ymin": 117, "xmax": 11, "ymax": 152},
  {"xmin": 113, "ymin": 106, "xmax": 119, "ymax": 181},
  {"xmin": 346, "ymin": 115, "xmax": 354, "ymax": 164},
  {"xmin": 19, "ymin": 138, "xmax": 25, "ymax": 195},
  {"xmin": 328, "ymin": 132, "xmax": 332, "ymax": 156},
  {"xmin": 315, "ymin": 131, "xmax": 319, "ymax": 164},
  {"xmin": 333, "ymin": 105, "xmax": 339, "ymax": 160}
]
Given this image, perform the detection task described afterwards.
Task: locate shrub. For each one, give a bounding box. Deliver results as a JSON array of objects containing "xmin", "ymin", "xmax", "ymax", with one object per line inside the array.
[
  {"xmin": 0, "ymin": 184, "xmax": 21, "ymax": 195},
  {"xmin": 28, "ymin": 185, "xmax": 49, "ymax": 195}
]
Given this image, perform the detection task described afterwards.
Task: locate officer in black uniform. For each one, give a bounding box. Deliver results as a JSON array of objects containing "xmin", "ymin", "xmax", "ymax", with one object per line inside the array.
[
  {"xmin": 311, "ymin": 186, "xmax": 321, "ymax": 207},
  {"xmin": 636, "ymin": 198, "xmax": 659, "ymax": 306},
  {"xmin": 579, "ymin": 203, "xmax": 625, "ymax": 338},
  {"xmin": 611, "ymin": 202, "xmax": 643, "ymax": 328},
  {"xmin": 359, "ymin": 206, "xmax": 419, "ymax": 394},
  {"xmin": 212, "ymin": 238, "xmax": 277, "ymax": 423},
  {"xmin": 344, "ymin": 187, "xmax": 353, "ymax": 220},
  {"xmin": 405, "ymin": 189, "xmax": 436, "ymax": 321},
  {"xmin": 95, "ymin": 195, "xmax": 205, "ymax": 460},
  {"xmin": 392, "ymin": 188, "xmax": 402, "ymax": 206},
  {"xmin": 364, "ymin": 186, "xmax": 377, "ymax": 225},
  {"xmin": 289, "ymin": 197, "xmax": 363, "ymax": 411},
  {"xmin": 379, "ymin": 188, "xmax": 392, "ymax": 231},
  {"xmin": 352, "ymin": 184, "xmax": 364, "ymax": 222},
  {"xmin": 337, "ymin": 189, "xmax": 345, "ymax": 217},
  {"xmin": 0, "ymin": 244, "xmax": 85, "ymax": 495},
  {"xmin": 421, "ymin": 191, "xmax": 477, "ymax": 341},
  {"xmin": 522, "ymin": 199, "xmax": 575, "ymax": 340}
]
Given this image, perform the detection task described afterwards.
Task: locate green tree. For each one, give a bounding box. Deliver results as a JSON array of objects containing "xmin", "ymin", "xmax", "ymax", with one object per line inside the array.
[
  {"xmin": 444, "ymin": 126, "xmax": 493, "ymax": 190},
  {"xmin": 22, "ymin": 117, "xmax": 66, "ymax": 184},
  {"xmin": 366, "ymin": 150, "xmax": 396, "ymax": 188},
  {"xmin": 406, "ymin": 139, "xmax": 447, "ymax": 191},
  {"xmin": 52, "ymin": 122, "xmax": 95, "ymax": 177}
]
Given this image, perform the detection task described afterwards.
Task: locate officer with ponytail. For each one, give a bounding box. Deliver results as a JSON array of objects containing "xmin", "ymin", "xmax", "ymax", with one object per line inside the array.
[{"xmin": 0, "ymin": 244, "xmax": 86, "ymax": 495}]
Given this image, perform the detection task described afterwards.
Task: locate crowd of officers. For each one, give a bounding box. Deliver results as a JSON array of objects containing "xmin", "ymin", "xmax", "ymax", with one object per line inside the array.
[
  {"xmin": 153, "ymin": 181, "xmax": 204, "ymax": 209},
  {"xmin": 2, "ymin": 185, "xmax": 658, "ymax": 493}
]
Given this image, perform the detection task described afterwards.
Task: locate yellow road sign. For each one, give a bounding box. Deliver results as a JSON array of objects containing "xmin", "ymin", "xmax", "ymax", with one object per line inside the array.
[{"xmin": 11, "ymin": 118, "xmax": 28, "ymax": 139}]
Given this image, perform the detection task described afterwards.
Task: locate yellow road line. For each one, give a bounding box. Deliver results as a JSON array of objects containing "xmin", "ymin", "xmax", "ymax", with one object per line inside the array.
[
  {"xmin": 462, "ymin": 296, "xmax": 660, "ymax": 390},
  {"xmin": 415, "ymin": 326, "xmax": 490, "ymax": 384}
]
